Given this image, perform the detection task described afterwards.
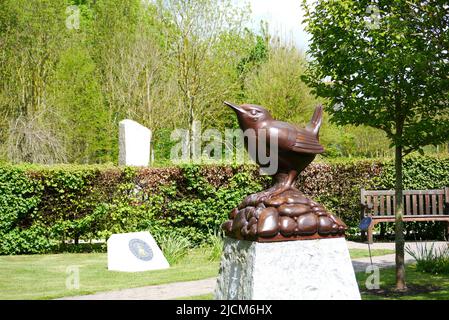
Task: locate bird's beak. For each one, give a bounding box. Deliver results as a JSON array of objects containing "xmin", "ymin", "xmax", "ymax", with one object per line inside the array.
[{"xmin": 224, "ymin": 101, "xmax": 245, "ymax": 114}]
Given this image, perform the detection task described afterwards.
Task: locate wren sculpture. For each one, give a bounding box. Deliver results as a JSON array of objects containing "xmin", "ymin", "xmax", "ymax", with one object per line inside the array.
[{"xmin": 222, "ymin": 101, "xmax": 347, "ymax": 242}]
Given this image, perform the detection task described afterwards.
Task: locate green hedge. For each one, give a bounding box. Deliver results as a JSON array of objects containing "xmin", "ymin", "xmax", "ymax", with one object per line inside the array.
[{"xmin": 1, "ymin": 156, "xmax": 448, "ymax": 255}]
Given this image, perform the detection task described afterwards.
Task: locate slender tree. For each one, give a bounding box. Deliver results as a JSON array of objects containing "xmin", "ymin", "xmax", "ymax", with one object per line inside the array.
[
  {"xmin": 0, "ymin": 0, "xmax": 69, "ymax": 163},
  {"xmin": 303, "ymin": 0, "xmax": 449, "ymax": 290},
  {"xmin": 156, "ymin": 0, "xmax": 250, "ymax": 158}
]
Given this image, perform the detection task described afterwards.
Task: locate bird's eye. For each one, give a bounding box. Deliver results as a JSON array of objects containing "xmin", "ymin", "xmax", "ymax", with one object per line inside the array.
[{"xmin": 250, "ymin": 109, "xmax": 258, "ymax": 116}]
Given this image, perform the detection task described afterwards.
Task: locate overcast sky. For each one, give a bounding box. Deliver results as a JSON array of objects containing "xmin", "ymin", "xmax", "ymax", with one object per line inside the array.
[{"xmin": 247, "ymin": 0, "xmax": 310, "ymax": 51}]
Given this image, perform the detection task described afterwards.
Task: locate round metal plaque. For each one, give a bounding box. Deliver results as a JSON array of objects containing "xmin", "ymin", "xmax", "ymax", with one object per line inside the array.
[{"xmin": 128, "ymin": 238, "xmax": 153, "ymax": 261}]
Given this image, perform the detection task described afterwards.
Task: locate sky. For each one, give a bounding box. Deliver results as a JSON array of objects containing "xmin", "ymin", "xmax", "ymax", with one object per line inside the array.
[{"xmin": 247, "ymin": 0, "xmax": 310, "ymax": 51}]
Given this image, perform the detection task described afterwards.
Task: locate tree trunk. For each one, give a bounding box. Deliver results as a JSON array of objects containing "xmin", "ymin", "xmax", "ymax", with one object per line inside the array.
[{"xmin": 395, "ymin": 145, "xmax": 407, "ymax": 290}]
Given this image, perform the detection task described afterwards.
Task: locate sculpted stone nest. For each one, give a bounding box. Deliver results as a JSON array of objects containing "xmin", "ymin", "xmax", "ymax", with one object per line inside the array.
[{"xmin": 222, "ymin": 188, "xmax": 347, "ymax": 242}]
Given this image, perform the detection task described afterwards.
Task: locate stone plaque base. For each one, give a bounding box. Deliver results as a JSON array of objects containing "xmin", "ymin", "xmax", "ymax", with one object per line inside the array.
[
  {"xmin": 214, "ymin": 237, "xmax": 361, "ymax": 300},
  {"xmin": 107, "ymin": 231, "xmax": 169, "ymax": 272}
]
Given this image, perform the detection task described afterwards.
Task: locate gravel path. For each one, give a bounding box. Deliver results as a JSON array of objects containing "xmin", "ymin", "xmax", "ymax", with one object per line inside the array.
[
  {"xmin": 58, "ymin": 241, "xmax": 448, "ymax": 300},
  {"xmin": 57, "ymin": 278, "xmax": 217, "ymax": 300}
]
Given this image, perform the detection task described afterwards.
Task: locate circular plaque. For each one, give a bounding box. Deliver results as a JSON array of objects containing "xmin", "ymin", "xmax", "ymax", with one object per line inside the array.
[{"xmin": 128, "ymin": 238, "xmax": 153, "ymax": 261}]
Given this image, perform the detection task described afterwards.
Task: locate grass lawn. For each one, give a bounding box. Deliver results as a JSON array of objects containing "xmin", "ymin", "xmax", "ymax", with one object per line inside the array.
[
  {"xmin": 0, "ymin": 247, "xmax": 219, "ymax": 300},
  {"xmin": 349, "ymin": 249, "xmax": 394, "ymax": 259},
  {"xmin": 357, "ymin": 264, "xmax": 449, "ymax": 300},
  {"xmin": 0, "ymin": 247, "xmax": 402, "ymax": 300}
]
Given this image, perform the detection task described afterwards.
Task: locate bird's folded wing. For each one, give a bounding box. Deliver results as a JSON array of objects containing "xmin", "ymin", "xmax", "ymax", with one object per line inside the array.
[{"xmin": 291, "ymin": 130, "xmax": 325, "ymax": 154}]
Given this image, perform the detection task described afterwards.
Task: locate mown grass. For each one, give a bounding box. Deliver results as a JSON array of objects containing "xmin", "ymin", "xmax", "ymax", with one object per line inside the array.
[
  {"xmin": 0, "ymin": 247, "xmax": 418, "ymax": 300},
  {"xmin": 0, "ymin": 247, "xmax": 219, "ymax": 300},
  {"xmin": 357, "ymin": 264, "xmax": 449, "ymax": 300},
  {"xmin": 349, "ymin": 249, "xmax": 394, "ymax": 259}
]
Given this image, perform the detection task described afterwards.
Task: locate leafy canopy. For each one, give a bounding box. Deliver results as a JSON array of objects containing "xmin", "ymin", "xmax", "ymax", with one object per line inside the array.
[{"xmin": 302, "ymin": 0, "xmax": 449, "ymax": 153}]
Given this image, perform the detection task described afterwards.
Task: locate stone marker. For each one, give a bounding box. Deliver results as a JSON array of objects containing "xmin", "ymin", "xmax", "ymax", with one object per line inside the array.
[
  {"xmin": 119, "ymin": 119, "xmax": 152, "ymax": 166},
  {"xmin": 107, "ymin": 231, "xmax": 169, "ymax": 272},
  {"xmin": 215, "ymin": 237, "xmax": 361, "ymax": 300}
]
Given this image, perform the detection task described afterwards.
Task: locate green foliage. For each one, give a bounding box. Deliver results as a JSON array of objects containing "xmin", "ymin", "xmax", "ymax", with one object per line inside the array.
[
  {"xmin": 206, "ymin": 232, "xmax": 224, "ymax": 262},
  {"xmin": 0, "ymin": 156, "xmax": 448, "ymax": 254},
  {"xmin": 357, "ymin": 264, "xmax": 449, "ymax": 300},
  {"xmin": 53, "ymin": 46, "xmax": 109, "ymax": 163},
  {"xmin": 303, "ymin": 0, "xmax": 449, "ymax": 287},
  {"xmin": 2, "ymin": 0, "xmax": 446, "ymax": 164},
  {"xmin": 0, "ymin": 0, "xmax": 257, "ymax": 164},
  {"xmin": 406, "ymin": 243, "xmax": 449, "ymax": 275},
  {"xmin": 155, "ymin": 233, "xmax": 192, "ymax": 265},
  {"xmin": 375, "ymin": 156, "xmax": 449, "ymax": 190},
  {"xmin": 302, "ymin": 0, "xmax": 449, "ymax": 152},
  {"xmin": 0, "ymin": 249, "xmax": 219, "ymax": 299},
  {"xmin": 244, "ymin": 43, "xmax": 317, "ymax": 126}
]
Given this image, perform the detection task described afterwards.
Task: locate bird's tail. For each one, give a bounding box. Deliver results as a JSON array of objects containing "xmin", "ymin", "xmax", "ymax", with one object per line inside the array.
[{"xmin": 305, "ymin": 104, "xmax": 323, "ymax": 137}]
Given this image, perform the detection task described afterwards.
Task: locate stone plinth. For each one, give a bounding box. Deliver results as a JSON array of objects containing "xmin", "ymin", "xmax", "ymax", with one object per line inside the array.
[
  {"xmin": 119, "ymin": 119, "xmax": 152, "ymax": 166},
  {"xmin": 215, "ymin": 237, "xmax": 361, "ymax": 300}
]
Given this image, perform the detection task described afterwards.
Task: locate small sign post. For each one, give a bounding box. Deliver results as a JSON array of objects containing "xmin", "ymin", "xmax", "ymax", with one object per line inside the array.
[{"xmin": 359, "ymin": 216, "xmax": 373, "ymax": 267}]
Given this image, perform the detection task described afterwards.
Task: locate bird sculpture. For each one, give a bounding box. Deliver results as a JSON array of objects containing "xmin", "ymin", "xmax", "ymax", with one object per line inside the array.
[{"xmin": 222, "ymin": 101, "xmax": 347, "ymax": 242}]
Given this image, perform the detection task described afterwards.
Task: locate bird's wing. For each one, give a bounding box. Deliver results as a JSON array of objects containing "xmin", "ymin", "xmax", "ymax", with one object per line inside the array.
[{"xmin": 290, "ymin": 128, "xmax": 325, "ymax": 154}]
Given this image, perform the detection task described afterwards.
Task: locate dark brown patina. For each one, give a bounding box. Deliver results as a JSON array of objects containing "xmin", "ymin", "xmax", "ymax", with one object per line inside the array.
[{"xmin": 222, "ymin": 101, "xmax": 347, "ymax": 242}]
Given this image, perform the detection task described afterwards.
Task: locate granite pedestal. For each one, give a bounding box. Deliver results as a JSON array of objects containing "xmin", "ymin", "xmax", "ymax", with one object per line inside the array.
[{"xmin": 215, "ymin": 237, "xmax": 360, "ymax": 300}]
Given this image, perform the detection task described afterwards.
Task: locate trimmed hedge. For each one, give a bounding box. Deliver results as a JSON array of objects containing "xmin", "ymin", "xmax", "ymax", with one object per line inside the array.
[{"xmin": 1, "ymin": 156, "xmax": 449, "ymax": 254}]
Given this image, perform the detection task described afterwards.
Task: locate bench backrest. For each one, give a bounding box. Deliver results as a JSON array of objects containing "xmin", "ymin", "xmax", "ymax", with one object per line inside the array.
[{"xmin": 361, "ymin": 188, "xmax": 449, "ymax": 216}]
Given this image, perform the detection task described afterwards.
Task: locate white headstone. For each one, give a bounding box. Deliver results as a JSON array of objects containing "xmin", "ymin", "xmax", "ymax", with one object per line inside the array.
[
  {"xmin": 119, "ymin": 119, "xmax": 152, "ymax": 166},
  {"xmin": 215, "ymin": 237, "xmax": 361, "ymax": 300},
  {"xmin": 107, "ymin": 231, "xmax": 169, "ymax": 272}
]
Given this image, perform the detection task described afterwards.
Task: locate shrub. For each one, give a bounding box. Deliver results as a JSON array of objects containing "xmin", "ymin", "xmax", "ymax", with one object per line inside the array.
[
  {"xmin": 0, "ymin": 155, "xmax": 448, "ymax": 254},
  {"xmin": 206, "ymin": 230, "xmax": 224, "ymax": 262},
  {"xmin": 406, "ymin": 242, "xmax": 449, "ymax": 275},
  {"xmin": 156, "ymin": 233, "xmax": 192, "ymax": 265}
]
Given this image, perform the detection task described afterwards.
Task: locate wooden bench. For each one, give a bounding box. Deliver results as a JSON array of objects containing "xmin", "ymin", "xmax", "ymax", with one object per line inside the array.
[{"xmin": 361, "ymin": 188, "xmax": 449, "ymax": 243}]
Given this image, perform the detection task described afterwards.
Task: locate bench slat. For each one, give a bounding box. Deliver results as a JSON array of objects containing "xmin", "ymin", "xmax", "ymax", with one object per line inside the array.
[
  {"xmin": 432, "ymin": 195, "xmax": 437, "ymax": 215},
  {"xmin": 372, "ymin": 215, "xmax": 449, "ymax": 222},
  {"xmin": 419, "ymin": 194, "xmax": 424, "ymax": 215},
  {"xmin": 363, "ymin": 189, "xmax": 445, "ymax": 196},
  {"xmin": 373, "ymin": 196, "xmax": 379, "ymax": 216},
  {"xmin": 380, "ymin": 195, "xmax": 385, "ymax": 215},
  {"xmin": 363, "ymin": 190, "xmax": 395, "ymax": 196},
  {"xmin": 386, "ymin": 195, "xmax": 392, "ymax": 215},
  {"xmin": 363, "ymin": 188, "xmax": 449, "ymax": 243},
  {"xmin": 425, "ymin": 194, "xmax": 431, "ymax": 214},
  {"xmin": 404, "ymin": 190, "xmax": 445, "ymax": 195},
  {"xmin": 412, "ymin": 195, "xmax": 418, "ymax": 215},
  {"xmin": 366, "ymin": 195, "xmax": 372, "ymax": 210},
  {"xmin": 405, "ymin": 196, "xmax": 411, "ymax": 215},
  {"xmin": 362, "ymin": 188, "xmax": 448, "ymax": 217}
]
